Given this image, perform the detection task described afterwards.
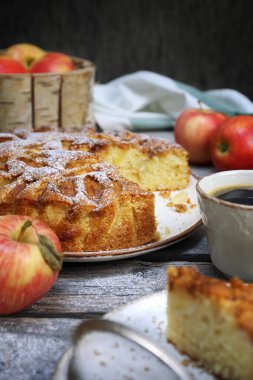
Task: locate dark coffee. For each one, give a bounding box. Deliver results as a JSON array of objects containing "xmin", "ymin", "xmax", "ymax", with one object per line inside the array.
[{"xmin": 212, "ymin": 186, "xmax": 253, "ymax": 206}]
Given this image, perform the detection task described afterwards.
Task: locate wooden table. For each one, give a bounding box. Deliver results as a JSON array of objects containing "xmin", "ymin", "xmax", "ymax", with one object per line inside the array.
[{"xmin": 0, "ymin": 131, "xmax": 220, "ymax": 380}]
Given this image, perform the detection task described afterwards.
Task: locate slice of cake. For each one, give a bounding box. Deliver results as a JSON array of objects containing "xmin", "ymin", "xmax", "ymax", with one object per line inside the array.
[
  {"xmin": 86, "ymin": 130, "xmax": 190, "ymax": 191},
  {"xmin": 167, "ymin": 266, "xmax": 253, "ymax": 380}
]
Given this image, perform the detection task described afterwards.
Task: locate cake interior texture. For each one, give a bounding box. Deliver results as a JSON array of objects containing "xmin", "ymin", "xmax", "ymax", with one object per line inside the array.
[
  {"xmin": 90, "ymin": 131, "xmax": 190, "ymax": 191},
  {"xmin": 102, "ymin": 145, "xmax": 189, "ymax": 191},
  {"xmin": 167, "ymin": 266, "xmax": 253, "ymax": 380}
]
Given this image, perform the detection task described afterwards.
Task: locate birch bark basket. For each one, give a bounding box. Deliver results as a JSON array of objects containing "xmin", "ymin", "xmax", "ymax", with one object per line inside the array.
[
  {"xmin": 0, "ymin": 57, "xmax": 95, "ymax": 132},
  {"xmin": 0, "ymin": 74, "xmax": 32, "ymax": 131}
]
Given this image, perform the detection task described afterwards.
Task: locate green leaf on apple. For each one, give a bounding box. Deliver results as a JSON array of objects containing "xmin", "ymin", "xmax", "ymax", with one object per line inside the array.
[{"xmin": 38, "ymin": 234, "xmax": 63, "ymax": 272}]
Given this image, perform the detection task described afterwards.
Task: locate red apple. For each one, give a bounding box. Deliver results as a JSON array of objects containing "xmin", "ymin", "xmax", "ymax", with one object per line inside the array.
[
  {"xmin": 211, "ymin": 115, "xmax": 253, "ymax": 170},
  {"xmin": 0, "ymin": 215, "xmax": 63, "ymax": 315},
  {"xmin": 174, "ymin": 108, "xmax": 229, "ymax": 164},
  {"xmin": 0, "ymin": 56, "xmax": 27, "ymax": 74},
  {"xmin": 30, "ymin": 52, "xmax": 75, "ymax": 74},
  {"xmin": 5, "ymin": 43, "xmax": 45, "ymax": 68}
]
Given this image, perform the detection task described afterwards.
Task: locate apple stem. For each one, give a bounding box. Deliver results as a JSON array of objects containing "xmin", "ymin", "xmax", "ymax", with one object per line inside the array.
[
  {"xmin": 218, "ymin": 141, "xmax": 229, "ymax": 153},
  {"xmin": 198, "ymin": 99, "xmax": 203, "ymax": 111},
  {"xmin": 17, "ymin": 220, "xmax": 33, "ymax": 242}
]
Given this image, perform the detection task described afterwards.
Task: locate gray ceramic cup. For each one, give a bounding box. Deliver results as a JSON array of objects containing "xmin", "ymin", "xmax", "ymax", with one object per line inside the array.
[{"xmin": 196, "ymin": 170, "xmax": 253, "ymax": 282}]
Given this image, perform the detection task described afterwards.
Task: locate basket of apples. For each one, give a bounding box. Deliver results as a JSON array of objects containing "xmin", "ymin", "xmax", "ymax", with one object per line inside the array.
[{"xmin": 0, "ymin": 43, "xmax": 95, "ymax": 132}]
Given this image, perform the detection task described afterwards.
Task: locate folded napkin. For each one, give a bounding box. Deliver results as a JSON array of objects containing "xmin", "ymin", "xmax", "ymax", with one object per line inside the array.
[{"xmin": 93, "ymin": 71, "xmax": 253, "ymax": 130}]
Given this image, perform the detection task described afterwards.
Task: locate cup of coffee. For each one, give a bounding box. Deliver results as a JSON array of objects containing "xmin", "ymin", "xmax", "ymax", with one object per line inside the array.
[{"xmin": 196, "ymin": 170, "xmax": 253, "ymax": 281}]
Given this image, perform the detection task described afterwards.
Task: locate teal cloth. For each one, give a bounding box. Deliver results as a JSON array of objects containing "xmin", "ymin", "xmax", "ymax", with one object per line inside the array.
[
  {"xmin": 130, "ymin": 83, "xmax": 252, "ymax": 130},
  {"xmin": 176, "ymin": 82, "xmax": 243, "ymax": 116}
]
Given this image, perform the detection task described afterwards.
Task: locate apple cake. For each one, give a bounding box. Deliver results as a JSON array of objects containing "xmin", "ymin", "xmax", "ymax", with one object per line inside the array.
[
  {"xmin": 167, "ymin": 266, "xmax": 253, "ymax": 380},
  {"xmin": 0, "ymin": 148, "xmax": 156, "ymax": 251},
  {"xmin": 5, "ymin": 128, "xmax": 190, "ymax": 191},
  {"xmin": 0, "ymin": 129, "xmax": 189, "ymax": 251}
]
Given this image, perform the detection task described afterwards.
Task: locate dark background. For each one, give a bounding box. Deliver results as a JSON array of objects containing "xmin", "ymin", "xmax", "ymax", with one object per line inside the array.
[{"xmin": 1, "ymin": 0, "xmax": 253, "ymax": 98}]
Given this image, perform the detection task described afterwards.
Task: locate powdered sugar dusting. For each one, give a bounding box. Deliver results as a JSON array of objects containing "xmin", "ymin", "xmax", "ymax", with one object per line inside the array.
[
  {"xmin": 2, "ymin": 128, "xmax": 182, "ymax": 157},
  {"xmin": 0, "ymin": 128, "xmax": 173, "ymax": 213},
  {"xmin": 0, "ymin": 142, "xmax": 127, "ymax": 211}
]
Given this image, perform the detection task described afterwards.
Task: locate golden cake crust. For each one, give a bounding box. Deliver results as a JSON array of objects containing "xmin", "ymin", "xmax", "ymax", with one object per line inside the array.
[
  {"xmin": 168, "ymin": 266, "xmax": 253, "ymax": 342},
  {"xmin": 0, "ymin": 128, "xmax": 190, "ymax": 192},
  {"xmin": 12, "ymin": 128, "xmax": 187, "ymax": 157},
  {"xmin": 0, "ymin": 147, "xmax": 157, "ymax": 251},
  {"xmin": 86, "ymin": 130, "xmax": 187, "ymax": 157}
]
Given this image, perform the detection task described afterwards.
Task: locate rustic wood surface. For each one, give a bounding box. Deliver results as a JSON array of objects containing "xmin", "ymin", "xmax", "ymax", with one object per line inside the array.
[{"xmin": 0, "ymin": 130, "xmax": 218, "ymax": 380}]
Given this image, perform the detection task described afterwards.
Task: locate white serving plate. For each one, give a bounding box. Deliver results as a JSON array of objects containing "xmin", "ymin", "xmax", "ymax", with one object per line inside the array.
[
  {"xmin": 52, "ymin": 291, "xmax": 214, "ymax": 380},
  {"xmin": 64, "ymin": 174, "xmax": 201, "ymax": 262}
]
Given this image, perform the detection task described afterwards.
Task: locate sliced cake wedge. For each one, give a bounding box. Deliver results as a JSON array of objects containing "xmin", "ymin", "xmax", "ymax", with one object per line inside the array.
[{"xmin": 167, "ymin": 266, "xmax": 253, "ymax": 380}]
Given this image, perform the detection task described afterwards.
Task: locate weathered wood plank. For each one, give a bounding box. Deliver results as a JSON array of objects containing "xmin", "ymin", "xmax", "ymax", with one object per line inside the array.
[{"xmin": 6, "ymin": 260, "xmax": 221, "ymax": 318}]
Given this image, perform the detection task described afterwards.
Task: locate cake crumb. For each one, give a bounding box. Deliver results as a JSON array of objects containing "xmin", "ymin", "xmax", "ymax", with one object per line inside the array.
[
  {"xmin": 166, "ymin": 190, "xmax": 196, "ymax": 214},
  {"xmin": 182, "ymin": 358, "xmax": 191, "ymax": 367},
  {"xmin": 158, "ymin": 190, "xmax": 171, "ymax": 199},
  {"xmin": 163, "ymin": 227, "xmax": 171, "ymax": 236},
  {"xmin": 174, "ymin": 203, "xmax": 187, "ymax": 213}
]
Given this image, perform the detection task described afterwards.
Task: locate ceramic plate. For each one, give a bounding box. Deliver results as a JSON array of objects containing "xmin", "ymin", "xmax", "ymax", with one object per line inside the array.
[
  {"xmin": 63, "ymin": 174, "xmax": 201, "ymax": 262},
  {"xmin": 52, "ymin": 291, "xmax": 214, "ymax": 380}
]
